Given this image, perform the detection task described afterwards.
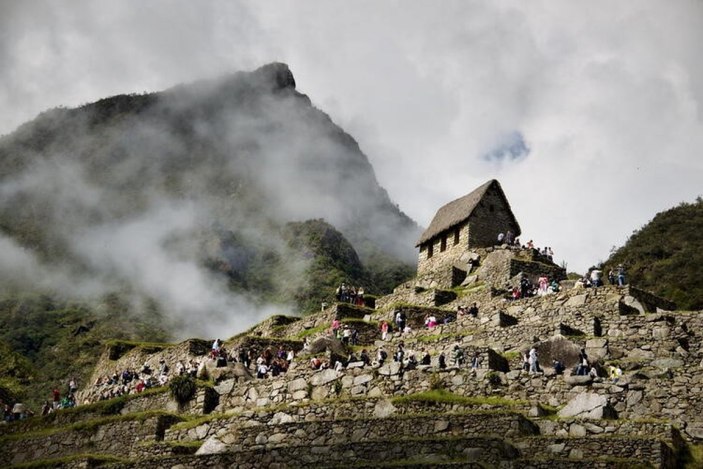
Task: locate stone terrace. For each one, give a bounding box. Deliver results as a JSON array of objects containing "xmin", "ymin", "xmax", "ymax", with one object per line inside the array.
[{"xmin": 2, "ymin": 250, "xmax": 701, "ymax": 467}]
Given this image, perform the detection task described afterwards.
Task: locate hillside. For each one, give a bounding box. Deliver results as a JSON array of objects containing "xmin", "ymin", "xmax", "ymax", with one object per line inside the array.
[
  {"xmin": 605, "ymin": 198, "xmax": 703, "ymax": 310},
  {"xmin": 0, "ymin": 63, "xmax": 420, "ymax": 328}
]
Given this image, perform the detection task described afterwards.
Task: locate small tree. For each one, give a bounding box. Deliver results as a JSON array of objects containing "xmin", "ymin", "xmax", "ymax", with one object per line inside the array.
[{"xmin": 169, "ymin": 375, "xmax": 196, "ymax": 405}]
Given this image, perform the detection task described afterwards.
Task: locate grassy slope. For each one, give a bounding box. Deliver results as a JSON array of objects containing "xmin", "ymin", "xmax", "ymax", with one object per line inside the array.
[{"xmin": 606, "ymin": 198, "xmax": 703, "ymax": 310}]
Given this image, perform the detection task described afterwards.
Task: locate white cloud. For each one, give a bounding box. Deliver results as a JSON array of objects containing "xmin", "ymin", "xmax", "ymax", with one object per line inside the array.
[{"xmin": 1, "ymin": 0, "xmax": 701, "ymax": 278}]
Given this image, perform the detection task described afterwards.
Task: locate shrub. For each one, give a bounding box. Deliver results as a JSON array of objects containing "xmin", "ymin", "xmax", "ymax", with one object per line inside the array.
[
  {"xmin": 429, "ymin": 373, "xmax": 444, "ymax": 390},
  {"xmin": 169, "ymin": 375, "xmax": 197, "ymax": 405}
]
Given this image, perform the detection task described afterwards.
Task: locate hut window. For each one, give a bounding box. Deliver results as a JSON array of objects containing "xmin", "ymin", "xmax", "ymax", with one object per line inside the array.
[
  {"xmin": 427, "ymin": 243, "xmax": 433, "ymax": 259},
  {"xmin": 453, "ymin": 229, "xmax": 460, "ymax": 245},
  {"xmin": 440, "ymin": 235, "xmax": 447, "ymax": 252}
]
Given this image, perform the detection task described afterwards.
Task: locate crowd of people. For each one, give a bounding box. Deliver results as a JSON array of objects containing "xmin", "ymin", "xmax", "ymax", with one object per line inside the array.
[
  {"xmin": 509, "ymin": 274, "xmax": 560, "ymax": 300},
  {"xmin": 576, "ymin": 265, "xmax": 627, "ymax": 289},
  {"xmin": 334, "ymin": 283, "xmax": 365, "ymax": 306},
  {"xmin": 496, "ymin": 231, "xmax": 554, "ymax": 262}
]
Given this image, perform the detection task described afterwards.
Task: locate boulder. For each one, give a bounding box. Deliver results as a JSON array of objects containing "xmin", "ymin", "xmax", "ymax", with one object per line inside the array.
[
  {"xmin": 196, "ymin": 436, "xmax": 227, "ymax": 455},
  {"xmin": 564, "ymin": 375, "xmax": 594, "ymax": 386},
  {"xmin": 650, "ymin": 358, "xmax": 684, "ymax": 369},
  {"xmin": 373, "ymin": 399, "xmax": 397, "ymax": 418},
  {"xmin": 558, "ymin": 392, "xmax": 617, "ymax": 419}
]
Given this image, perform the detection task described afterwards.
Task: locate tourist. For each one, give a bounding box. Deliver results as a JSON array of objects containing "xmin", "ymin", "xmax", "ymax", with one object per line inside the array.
[
  {"xmin": 511, "ymin": 287, "xmax": 521, "ymax": 301},
  {"xmin": 395, "ymin": 310, "xmax": 407, "ymax": 333},
  {"xmin": 528, "ymin": 347, "xmax": 539, "ymax": 374},
  {"xmin": 608, "ymin": 269, "xmax": 616, "ymax": 285},
  {"xmin": 310, "ymin": 356, "xmax": 322, "ymax": 370},
  {"xmin": 394, "ymin": 343, "xmax": 405, "ymax": 363},
  {"xmin": 257, "ymin": 362, "xmax": 269, "ymax": 379},
  {"xmin": 538, "ymin": 275, "xmax": 549, "ymax": 296},
  {"xmin": 617, "ymin": 265, "xmax": 626, "ymax": 286},
  {"xmin": 331, "ymin": 319, "xmax": 341, "ymax": 338},
  {"xmin": 590, "ymin": 269, "xmax": 602, "ymax": 288},
  {"xmin": 471, "ymin": 352, "xmax": 481, "ymax": 369},
  {"xmin": 497, "ymin": 232, "xmax": 505, "ymax": 244},
  {"xmin": 360, "ymin": 349, "xmax": 371, "ymax": 366},
  {"xmin": 505, "ymin": 230, "xmax": 514, "ymax": 244},
  {"xmin": 468, "ymin": 302, "xmax": 479, "ymax": 317},
  {"xmin": 377, "ymin": 347, "xmax": 388, "ymax": 366},
  {"xmin": 577, "ymin": 349, "xmax": 589, "ymax": 376},
  {"xmin": 52, "ymin": 387, "xmax": 60, "ymax": 409},
  {"xmin": 425, "ymin": 315, "xmax": 437, "ymax": 329},
  {"xmin": 608, "ymin": 365, "xmax": 623, "ymax": 383},
  {"xmin": 420, "ymin": 349, "xmax": 431, "ymax": 366},
  {"xmin": 380, "ymin": 320, "xmax": 389, "ymax": 341},
  {"xmin": 520, "ymin": 275, "xmax": 531, "ymax": 298},
  {"xmin": 68, "ymin": 377, "xmax": 78, "ymax": 395},
  {"xmin": 553, "ymin": 360, "xmax": 565, "ymax": 375},
  {"xmin": 341, "ymin": 325, "xmax": 352, "ymax": 345},
  {"xmin": 356, "ymin": 287, "xmax": 365, "ymax": 306},
  {"xmin": 521, "ymin": 352, "xmax": 530, "ymax": 371},
  {"xmin": 452, "ymin": 345, "xmax": 465, "ymax": 366}
]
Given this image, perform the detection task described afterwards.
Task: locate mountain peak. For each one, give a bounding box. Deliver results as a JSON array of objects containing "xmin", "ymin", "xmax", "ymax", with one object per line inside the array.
[{"xmin": 253, "ymin": 62, "xmax": 296, "ymax": 90}]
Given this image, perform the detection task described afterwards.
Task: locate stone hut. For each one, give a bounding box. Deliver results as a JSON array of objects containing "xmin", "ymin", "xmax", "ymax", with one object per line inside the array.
[{"xmin": 416, "ymin": 180, "xmax": 521, "ymax": 287}]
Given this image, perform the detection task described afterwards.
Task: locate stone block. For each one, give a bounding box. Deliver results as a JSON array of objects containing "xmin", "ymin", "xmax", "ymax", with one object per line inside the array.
[
  {"xmin": 586, "ymin": 338, "xmax": 608, "ymax": 348},
  {"xmin": 310, "ymin": 369, "xmax": 339, "ymax": 386},
  {"xmin": 558, "ymin": 392, "xmax": 617, "ymax": 419},
  {"xmin": 311, "ymin": 386, "xmax": 329, "ymax": 400},
  {"xmin": 373, "ymin": 399, "xmax": 397, "ymax": 418},
  {"xmin": 565, "ymin": 294, "xmax": 587, "ymax": 307},
  {"xmin": 269, "ymin": 412, "xmax": 295, "ymax": 425},
  {"xmin": 378, "ymin": 362, "xmax": 402, "ymax": 376},
  {"xmin": 569, "ymin": 423, "xmax": 587, "ymax": 437},
  {"xmin": 353, "ymin": 374, "xmax": 373, "ymax": 386}
]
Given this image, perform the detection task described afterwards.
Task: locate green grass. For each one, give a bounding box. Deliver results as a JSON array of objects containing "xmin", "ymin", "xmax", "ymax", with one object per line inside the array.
[
  {"xmin": 500, "ymin": 351, "xmax": 522, "ymax": 361},
  {"xmin": 0, "ymin": 410, "xmax": 181, "ymax": 442},
  {"xmin": 683, "ymin": 444, "xmax": 703, "ymax": 468},
  {"xmin": 391, "ymin": 389, "xmax": 525, "ymax": 407},
  {"xmin": 103, "ymin": 338, "xmax": 175, "ymax": 349},
  {"xmin": 415, "ymin": 333, "xmax": 466, "ymax": 343},
  {"xmin": 168, "ymin": 410, "xmax": 238, "ymax": 432},
  {"xmin": 294, "ymin": 325, "xmax": 328, "ymax": 339},
  {"xmin": 341, "ymin": 317, "xmax": 378, "ymax": 326}
]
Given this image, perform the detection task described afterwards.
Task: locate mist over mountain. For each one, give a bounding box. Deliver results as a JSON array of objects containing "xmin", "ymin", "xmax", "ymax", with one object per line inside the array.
[{"xmin": 0, "ymin": 63, "xmax": 420, "ymax": 338}]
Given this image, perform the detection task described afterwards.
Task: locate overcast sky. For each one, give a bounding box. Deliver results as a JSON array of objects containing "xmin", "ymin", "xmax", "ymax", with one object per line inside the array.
[{"xmin": 1, "ymin": 0, "xmax": 702, "ymax": 273}]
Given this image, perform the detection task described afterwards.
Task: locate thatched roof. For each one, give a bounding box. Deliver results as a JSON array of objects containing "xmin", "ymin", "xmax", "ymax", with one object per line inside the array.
[{"xmin": 416, "ymin": 179, "xmax": 519, "ymax": 246}]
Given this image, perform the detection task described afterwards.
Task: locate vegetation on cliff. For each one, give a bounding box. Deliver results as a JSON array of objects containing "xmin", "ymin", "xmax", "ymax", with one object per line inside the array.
[
  {"xmin": 605, "ymin": 197, "xmax": 703, "ymax": 310},
  {"xmin": 0, "ymin": 293, "xmax": 168, "ymax": 407}
]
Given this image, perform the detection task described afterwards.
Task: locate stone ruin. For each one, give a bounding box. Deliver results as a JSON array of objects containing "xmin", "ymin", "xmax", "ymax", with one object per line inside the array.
[{"xmin": 0, "ymin": 185, "xmax": 699, "ymax": 468}]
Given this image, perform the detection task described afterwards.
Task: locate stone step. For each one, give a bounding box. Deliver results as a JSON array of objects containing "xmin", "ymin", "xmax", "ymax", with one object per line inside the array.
[
  {"xmin": 109, "ymin": 434, "xmax": 522, "ymax": 468},
  {"xmin": 504, "ymin": 457, "xmax": 655, "ymax": 468},
  {"xmin": 165, "ymin": 410, "xmax": 539, "ymax": 448},
  {"xmin": 516, "ymin": 435, "xmax": 677, "ymax": 468}
]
